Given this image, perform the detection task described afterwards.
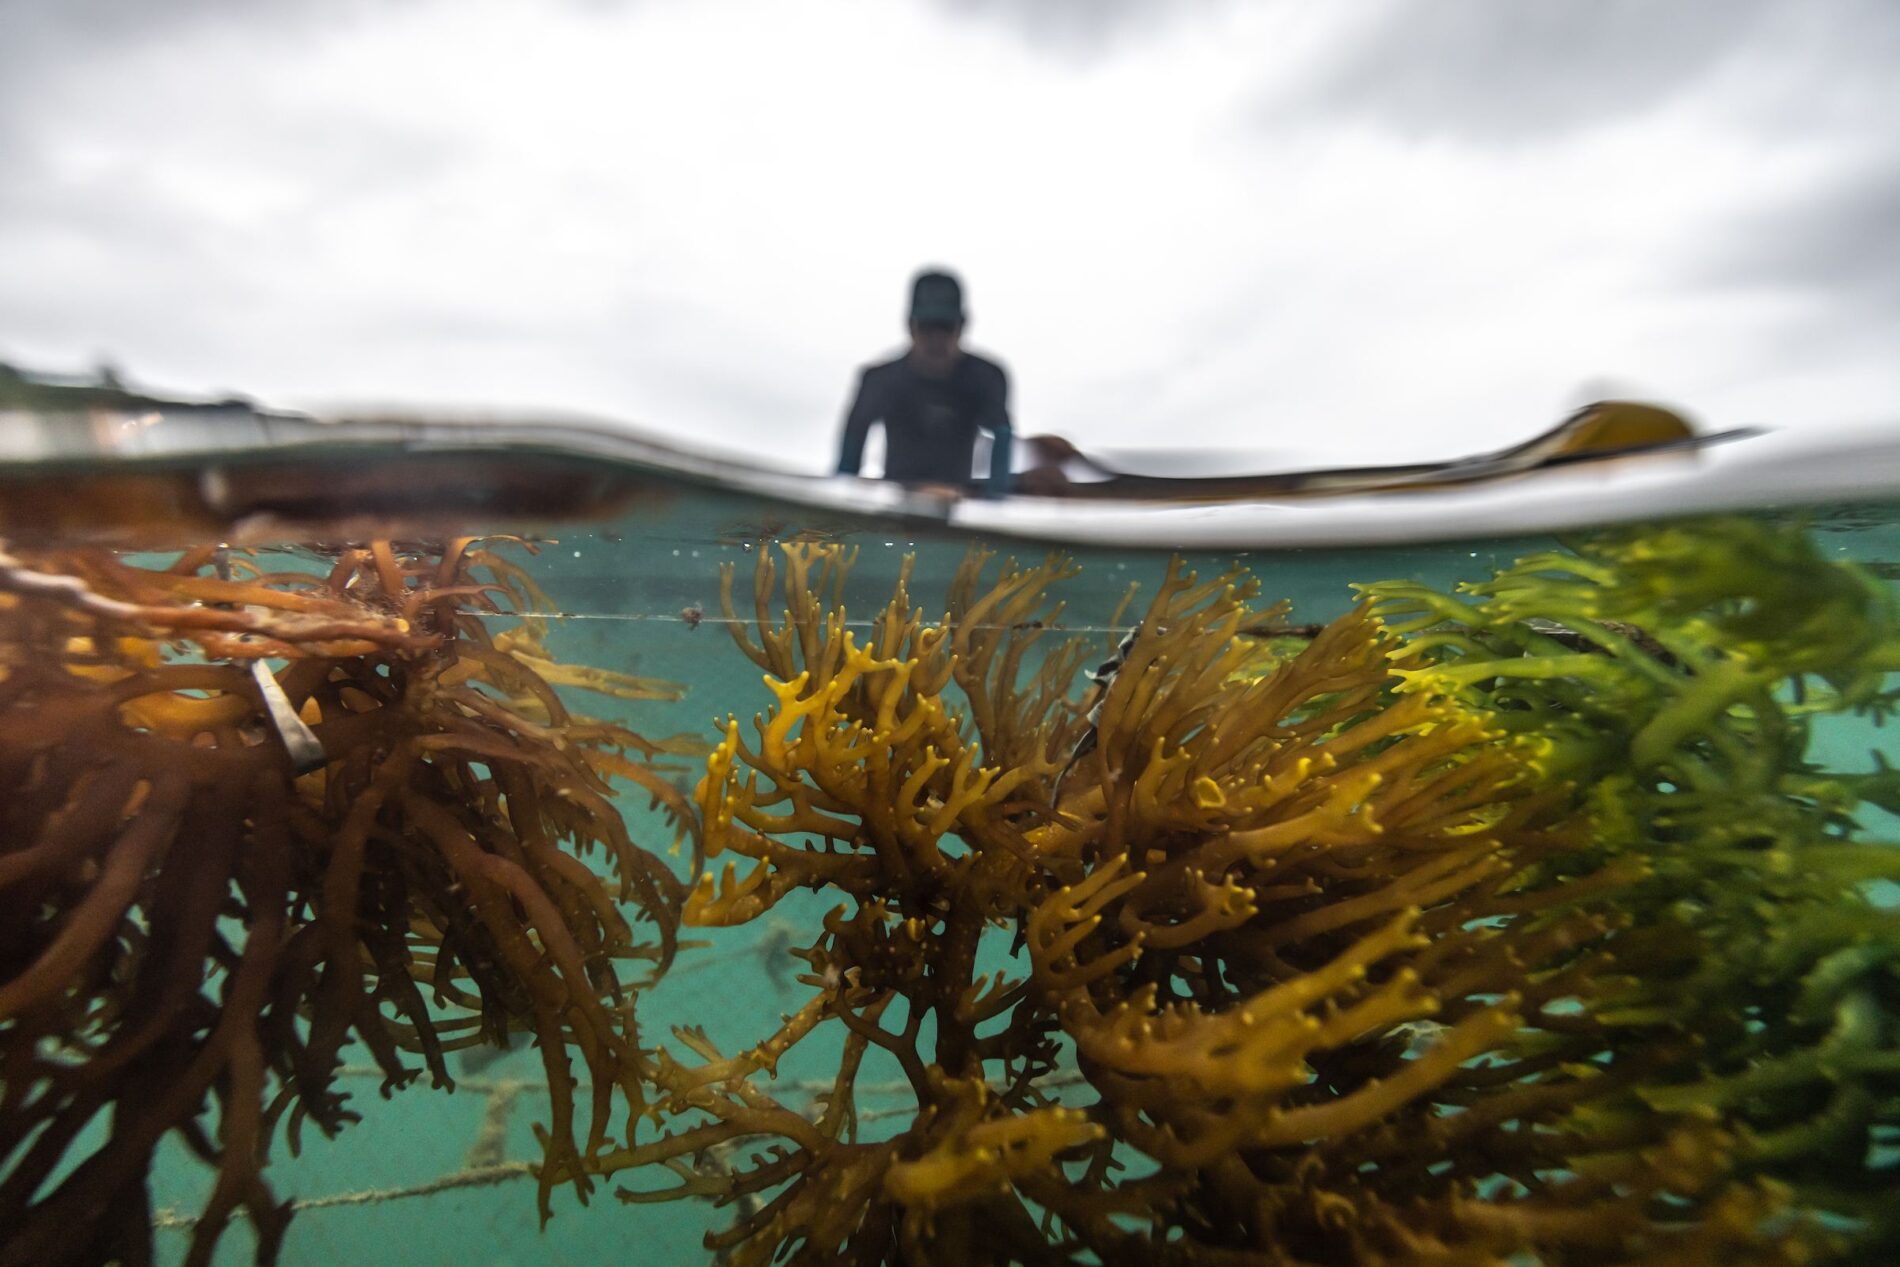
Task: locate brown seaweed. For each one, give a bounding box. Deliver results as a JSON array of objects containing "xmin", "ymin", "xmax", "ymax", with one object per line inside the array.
[
  {"xmin": 606, "ymin": 527, "xmax": 1898, "ymax": 1265},
  {"xmin": 0, "ymin": 539, "xmax": 690, "ymax": 1267}
]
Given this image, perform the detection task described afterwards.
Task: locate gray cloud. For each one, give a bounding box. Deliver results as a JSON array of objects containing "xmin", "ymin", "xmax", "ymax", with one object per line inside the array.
[
  {"xmin": 0, "ymin": 0, "xmax": 323, "ymax": 78},
  {"xmin": 0, "ymin": 0, "xmax": 369, "ymax": 46},
  {"xmin": 1693, "ymin": 153, "xmax": 1900, "ymax": 321},
  {"xmin": 1278, "ymin": 0, "xmax": 1895, "ymax": 143},
  {"xmin": 923, "ymin": 0, "xmax": 1227, "ymax": 58},
  {"xmin": 0, "ymin": 0, "xmax": 364, "ymax": 164}
]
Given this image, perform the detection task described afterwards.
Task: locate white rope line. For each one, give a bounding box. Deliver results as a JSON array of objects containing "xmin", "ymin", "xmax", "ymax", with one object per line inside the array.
[
  {"xmin": 152, "ymin": 1065, "xmax": 1090, "ymax": 1231},
  {"xmin": 329, "ymin": 1064, "xmax": 1088, "ymax": 1098},
  {"xmin": 153, "ymin": 1163, "xmax": 536, "ymax": 1229},
  {"xmin": 514, "ymin": 612, "xmax": 1144, "ymax": 635}
]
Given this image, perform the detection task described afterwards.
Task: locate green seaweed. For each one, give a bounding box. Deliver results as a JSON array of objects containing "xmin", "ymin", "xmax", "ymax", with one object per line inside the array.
[{"xmin": 1367, "ymin": 515, "xmax": 1900, "ymax": 1257}]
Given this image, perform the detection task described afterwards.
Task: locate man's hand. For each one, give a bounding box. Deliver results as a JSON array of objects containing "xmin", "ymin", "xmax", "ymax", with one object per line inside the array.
[{"xmin": 909, "ymin": 481, "xmax": 966, "ymax": 499}]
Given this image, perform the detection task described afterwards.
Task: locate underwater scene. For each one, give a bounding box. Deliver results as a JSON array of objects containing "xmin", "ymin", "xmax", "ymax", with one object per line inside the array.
[{"xmin": 5, "ymin": 483, "xmax": 1900, "ymax": 1267}]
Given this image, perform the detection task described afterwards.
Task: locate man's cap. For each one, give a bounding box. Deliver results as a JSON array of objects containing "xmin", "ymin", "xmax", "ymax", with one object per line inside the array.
[{"xmin": 909, "ymin": 270, "xmax": 965, "ymax": 325}]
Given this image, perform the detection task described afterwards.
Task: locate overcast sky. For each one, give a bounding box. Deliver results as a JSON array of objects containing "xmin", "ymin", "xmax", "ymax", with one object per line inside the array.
[{"xmin": 2, "ymin": 0, "xmax": 1894, "ymax": 471}]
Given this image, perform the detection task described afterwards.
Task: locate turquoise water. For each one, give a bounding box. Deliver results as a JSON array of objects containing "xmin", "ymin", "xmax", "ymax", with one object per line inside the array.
[{"xmin": 121, "ymin": 484, "xmax": 1900, "ymax": 1266}]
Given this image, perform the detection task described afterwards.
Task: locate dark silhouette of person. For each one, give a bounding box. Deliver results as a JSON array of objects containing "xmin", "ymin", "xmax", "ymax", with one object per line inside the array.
[{"xmin": 834, "ymin": 269, "xmax": 1013, "ymax": 498}]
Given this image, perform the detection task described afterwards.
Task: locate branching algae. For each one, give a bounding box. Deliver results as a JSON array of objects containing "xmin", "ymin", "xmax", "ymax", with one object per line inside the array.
[
  {"xmin": 615, "ymin": 521, "xmax": 1900, "ymax": 1265},
  {"xmin": 4, "ymin": 516, "xmax": 1897, "ymax": 1267},
  {"xmin": 0, "ymin": 540, "xmax": 693, "ymax": 1267}
]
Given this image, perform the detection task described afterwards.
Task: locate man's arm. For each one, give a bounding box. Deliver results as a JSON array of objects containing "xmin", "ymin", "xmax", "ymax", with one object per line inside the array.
[
  {"xmin": 835, "ymin": 370, "xmax": 880, "ymax": 476},
  {"xmin": 981, "ymin": 364, "xmax": 1013, "ymax": 498}
]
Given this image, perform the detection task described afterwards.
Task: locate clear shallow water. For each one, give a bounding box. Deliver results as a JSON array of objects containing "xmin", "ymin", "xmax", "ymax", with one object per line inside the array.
[{"xmin": 115, "ymin": 483, "xmax": 1900, "ymax": 1266}]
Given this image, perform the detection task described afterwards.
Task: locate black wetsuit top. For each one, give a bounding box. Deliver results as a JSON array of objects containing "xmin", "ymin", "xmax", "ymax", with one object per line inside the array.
[{"xmin": 834, "ymin": 352, "xmax": 1012, "ymax": 494}]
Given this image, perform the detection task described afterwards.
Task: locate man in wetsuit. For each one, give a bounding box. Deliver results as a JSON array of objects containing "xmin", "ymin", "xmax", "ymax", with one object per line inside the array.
[{"xmin": 834, "ymin": 269, "xmax": 1013, "ymax": 498}]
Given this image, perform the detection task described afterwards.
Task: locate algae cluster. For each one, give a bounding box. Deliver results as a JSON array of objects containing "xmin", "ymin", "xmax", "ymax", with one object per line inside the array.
[
  {"xmin": 2, "ymin": 517, "xmax": 1898, "ymax": 1266},
  {"xmin": 0, "ymin": 540, "xmax": 692, "ymax": 1267},
  {"xmin": 632, "ymin": 521, "xmax": 1900, "ymax": 1265}
]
